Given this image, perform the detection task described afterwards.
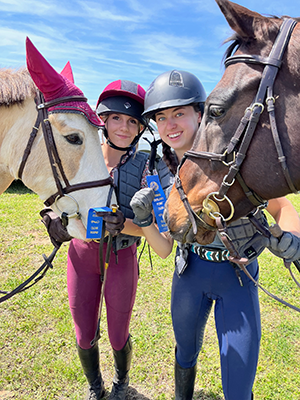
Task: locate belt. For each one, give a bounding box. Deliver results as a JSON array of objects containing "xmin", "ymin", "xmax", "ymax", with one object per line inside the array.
[{"xmin": 191, "ymin": 245, "xmax": 230, "ymax": 262}]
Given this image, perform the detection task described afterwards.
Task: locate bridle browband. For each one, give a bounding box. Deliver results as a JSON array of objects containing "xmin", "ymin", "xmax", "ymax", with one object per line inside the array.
[
  {"xmin": 176, "ymin": 18, "xmax": 298, "ymax": 235},
  {"xmin": 18, "ymin": 90, "xmax": 115, "ymax": 220}
]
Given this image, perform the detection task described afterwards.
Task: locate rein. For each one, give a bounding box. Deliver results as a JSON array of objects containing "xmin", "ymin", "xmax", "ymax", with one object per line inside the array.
[
  {"xmin": 0, "ymin": 247, "xmax": 58, "ymax": 303},
  {"xmin": 18, "ymin": 90, "xmax": 116, "ymax": 222},
  {"xmin": 176, "ymin": 18, "xmax": 298, "ymax": 230},
  {"xmin": 216, "ymin": 216, "xmax": 300, "ymax": 313},
  {"xmin": 175, "ymin": 158, "xmax": 217, "ymax": 236}
]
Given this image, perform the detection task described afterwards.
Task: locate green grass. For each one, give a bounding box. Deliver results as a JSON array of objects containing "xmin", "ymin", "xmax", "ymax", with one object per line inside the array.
[{"xmin": 0, "ymin": 182, "xmax": 300, "ymax": 399}]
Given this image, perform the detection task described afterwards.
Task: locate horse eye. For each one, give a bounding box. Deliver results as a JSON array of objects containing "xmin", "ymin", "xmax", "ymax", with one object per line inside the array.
[
  {"xmin": 209, "ymin": 106, "xmax": 226, "ymax": 118},
  {"xmin": 65, "ymin": 134, "xmax": 83, "ymax": 145}
]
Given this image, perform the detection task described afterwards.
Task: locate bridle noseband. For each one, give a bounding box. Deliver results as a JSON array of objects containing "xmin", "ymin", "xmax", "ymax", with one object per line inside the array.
[
  {"xmin": 18, "ymin": 91, "xmax": 115, "ymax": 223},
  {"xmin": 176, "ymin": 18, "xmax": 298, "ymax": 235}
]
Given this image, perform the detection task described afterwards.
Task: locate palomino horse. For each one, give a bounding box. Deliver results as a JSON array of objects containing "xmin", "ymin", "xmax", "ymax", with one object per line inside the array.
[
  {"xmin": 0, "ymin": 38, "xmax": 116, "ymax": 241},
  {"xmin": 165, "ymin": 0, "xmax": 300, "ymax": 244}
]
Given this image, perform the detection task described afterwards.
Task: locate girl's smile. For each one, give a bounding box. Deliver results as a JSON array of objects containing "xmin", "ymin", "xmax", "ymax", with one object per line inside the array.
[{"xmin": 155, "ymin": 106, "xmax": 201, "ymax": 160}]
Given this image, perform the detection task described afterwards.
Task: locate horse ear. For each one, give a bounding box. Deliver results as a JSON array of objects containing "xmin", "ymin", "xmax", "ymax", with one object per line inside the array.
[
  {"xmin": 61, "ymin": 61, "xmax": 74, "ymax": 83},
  {"xmin": 215, "ymin": 0, "xmax": 267, "ymax": 40},
  {"xmin": 26, "ymin": 37, "xmax": 66, "ymax": 98}
]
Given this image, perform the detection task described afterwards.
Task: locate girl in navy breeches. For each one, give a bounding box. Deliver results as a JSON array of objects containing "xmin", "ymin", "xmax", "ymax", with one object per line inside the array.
[
  {"xmin": 171, "ymin": 252, "xmax": 260, "ymax": 400},
  {"xmin": 131, "ymin": 69, "xmax": 300, "ymax": 400},
  {"xmin": 67, "ymin": 239, "xmax": 139, "ymax": 351}
]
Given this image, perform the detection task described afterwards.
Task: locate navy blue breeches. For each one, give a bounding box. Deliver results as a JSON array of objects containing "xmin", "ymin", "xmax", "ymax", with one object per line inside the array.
[{"xmin": 171, "ymin": 251, "xmax": 261, "ymax": 400}]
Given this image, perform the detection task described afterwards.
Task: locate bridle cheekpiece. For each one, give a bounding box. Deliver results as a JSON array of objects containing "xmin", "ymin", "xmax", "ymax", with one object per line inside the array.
[{"xmin": 18, "ymin": 90, "xmax": 115, "ymax": 224}]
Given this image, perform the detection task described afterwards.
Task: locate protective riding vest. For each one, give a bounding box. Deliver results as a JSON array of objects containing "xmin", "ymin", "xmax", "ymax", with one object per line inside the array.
[
  {"xmin": 175, "ymin": 210, "xmax": 270, "ymax": 275},
  {"xmin": 113, "ymin": 150, "xmax": 173, "ymax": 251},
  {"xmin": 155, "ymin": 157, "xmax": 175, "ymax": 198}
]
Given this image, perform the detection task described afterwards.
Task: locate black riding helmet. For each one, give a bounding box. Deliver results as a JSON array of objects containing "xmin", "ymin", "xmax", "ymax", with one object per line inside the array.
[
  {"xmin": 96, "ymin": 80, "xmax": 148, "ymax": 151},
  {"xmin": 143, "ymin": 70, "xmax": 207, "ymax": 120}
]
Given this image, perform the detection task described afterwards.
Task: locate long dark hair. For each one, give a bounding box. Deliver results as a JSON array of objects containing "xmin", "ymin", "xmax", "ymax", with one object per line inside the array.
[{"xmin": 161, "ymin": 103, "xmax": 204, "ymax": 175}]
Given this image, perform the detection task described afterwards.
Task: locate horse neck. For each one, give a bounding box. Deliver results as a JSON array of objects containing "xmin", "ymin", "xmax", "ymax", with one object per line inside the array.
[{"xmin": 0, "ymin": 97, "xmax": 37, "ymax": 193}]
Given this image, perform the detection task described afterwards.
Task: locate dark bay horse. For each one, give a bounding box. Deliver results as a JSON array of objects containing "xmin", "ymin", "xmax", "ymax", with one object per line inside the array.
[{"xmin": 165, "ymin": 0, "xmax": 300, "ymax": 244}]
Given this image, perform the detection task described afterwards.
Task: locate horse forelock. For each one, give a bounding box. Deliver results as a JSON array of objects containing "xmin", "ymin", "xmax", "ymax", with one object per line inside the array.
[
  {"xmin": 222, "ymin": 15, "xmax": 298, "ymax": 64},
  {"xmin": 223, "ymin": 34, "xmax": 241, "ymax": 63},
  {"xmin": 0, "ymin": 67, "xmax": 36, "ymax": 107}
]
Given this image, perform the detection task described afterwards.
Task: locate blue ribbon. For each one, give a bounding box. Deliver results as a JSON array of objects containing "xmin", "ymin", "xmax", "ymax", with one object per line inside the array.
[
  {"xmin": 146, "ymin": 175, "xmax": 168, "ymax": 233},
  {"xmin": 86, "ymin": 206, "xmax": 112, "ymax": 239}
]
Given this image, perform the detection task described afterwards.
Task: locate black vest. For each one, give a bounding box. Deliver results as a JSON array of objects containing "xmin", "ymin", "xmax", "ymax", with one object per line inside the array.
[
  {"xmin": 113, "ymin": 151, "xmax": 174, "ymax": 250},
  {"xmin": 116, "ymin": 151, "xmax": 149, "ymax": 220}
]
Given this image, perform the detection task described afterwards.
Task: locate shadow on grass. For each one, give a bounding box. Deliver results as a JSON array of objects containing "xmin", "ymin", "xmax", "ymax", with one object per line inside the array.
[
  {"xmin": 104, "ymin": 386, "xmax": 151, "ymax": 400},
  {"xmin": 194, "ymin": 390, "xmax": 224, "ymax": 400},
  {"xmin": 106, "ymin": 387, "xmax": 224, "ymax": 400},
  {"xmin": 4, "ymin": 180, "xmax": 33, "ymax": 194}
]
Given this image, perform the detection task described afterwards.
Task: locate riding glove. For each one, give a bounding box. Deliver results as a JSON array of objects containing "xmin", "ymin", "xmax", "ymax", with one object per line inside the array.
[
  {"xmin": 268, "ymin": 231, "xmax": 300, "ymax": 263},
  {"xmin": 130, "ymin": 188, "xmax": 155, "ymax": 227},
  {"xmin": 95, "ymin": 209, "xmax": 125, "ymax": 236},
  {"xmin": 40, "ymin": 208, "xmax": 72, "ymax": 248}
]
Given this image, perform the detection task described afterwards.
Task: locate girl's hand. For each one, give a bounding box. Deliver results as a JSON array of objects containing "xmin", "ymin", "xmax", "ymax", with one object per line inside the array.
[
  {"xmin": 96, "ymin": 209, "xmax": 125, "ymax": 236},
  {"xmin": 130, "ymin": 188, "xmax": 155, "ymax": 227}
]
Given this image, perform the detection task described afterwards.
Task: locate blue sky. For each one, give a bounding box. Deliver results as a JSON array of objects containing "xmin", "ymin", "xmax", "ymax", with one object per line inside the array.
[{"xmin": 0, "ymin": 0, "xmax": 299, "ymax": 106}]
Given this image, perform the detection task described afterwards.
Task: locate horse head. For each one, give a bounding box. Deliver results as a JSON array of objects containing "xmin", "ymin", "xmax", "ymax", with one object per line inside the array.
[
  {"xmin": 165, "ymin": 0, "xmax": 300, "ymax": 244},
  {"xmin": 0, "ymin": 38, "xmax": 115, "ymax": 240}
]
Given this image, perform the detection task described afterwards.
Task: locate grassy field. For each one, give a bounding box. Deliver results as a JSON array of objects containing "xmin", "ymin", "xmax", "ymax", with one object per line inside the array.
[{"xmin": 0, "ymin": 181, "xmax": 300, "ymax": 400}]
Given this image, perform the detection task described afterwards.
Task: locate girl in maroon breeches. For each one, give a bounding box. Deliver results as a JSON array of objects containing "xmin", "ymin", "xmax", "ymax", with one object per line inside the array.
[
  {"xmin": 67, "ymin": 239, "xmax": 138, "ymax": 351},
  {"xmin": 67, "ymin": 79, "xmax": 149, "ymax": 400}
]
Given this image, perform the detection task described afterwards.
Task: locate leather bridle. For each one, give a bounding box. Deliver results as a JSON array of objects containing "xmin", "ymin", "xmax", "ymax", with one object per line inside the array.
[
  {"xmin": 18, "ymin": 90, "xmax": 115, "ymax": 223},
  {"xmin": 175, "ymin": 18, "xmax": 298, "ymax": 235}
]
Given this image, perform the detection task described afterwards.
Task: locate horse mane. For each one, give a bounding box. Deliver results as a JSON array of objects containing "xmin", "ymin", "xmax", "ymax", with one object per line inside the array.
[
  {"xmin": 0, "ymin": 67, "xmax": 36, "ymax": 107},
  {"xmin": 223, "ymin": 15, "xmax": 300, "ymax": 63}
]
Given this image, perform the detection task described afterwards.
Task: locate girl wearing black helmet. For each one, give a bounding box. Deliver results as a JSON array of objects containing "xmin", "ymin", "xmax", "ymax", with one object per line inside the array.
[
  {"xmin": 66, "ymin": 79, "xmax": 153, "ymax": 400},
  {"xmin": 143, "ymin": 69, "xmax": 206, "ymax": 175},
  {"xmin": 130, "ymin": 70, "xmax": 300, "ymax": 400}
]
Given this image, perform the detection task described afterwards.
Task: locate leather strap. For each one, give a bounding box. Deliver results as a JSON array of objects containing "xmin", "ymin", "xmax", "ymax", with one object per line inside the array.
[{"xmin": 18, "ymin": 112, "xmax": 42, "ymax": 179}]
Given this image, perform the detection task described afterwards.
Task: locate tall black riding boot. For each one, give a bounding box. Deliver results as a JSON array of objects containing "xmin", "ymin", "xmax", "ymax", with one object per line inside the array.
[
  {"xmin": 175, "ymin": 358, "xmax": 197, "ymax": 400},
  {"xmin": 109, "ymin": 336, "xmax": 132, "ymax": 400},
  {"xmin": 77, "ymin": 342, "xmax": 105, "ymax": 400}
]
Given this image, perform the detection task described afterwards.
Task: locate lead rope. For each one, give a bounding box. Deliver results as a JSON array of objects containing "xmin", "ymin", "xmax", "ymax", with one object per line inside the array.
[{"xmin": 215, "ymin": 217, "xmax": 300, "ymax": 313}]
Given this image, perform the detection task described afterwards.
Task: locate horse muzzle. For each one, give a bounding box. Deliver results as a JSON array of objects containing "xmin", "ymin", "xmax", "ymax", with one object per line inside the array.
[{"xmin": 164, "ymin": 203, "xmax": 217, "ymax": 244}]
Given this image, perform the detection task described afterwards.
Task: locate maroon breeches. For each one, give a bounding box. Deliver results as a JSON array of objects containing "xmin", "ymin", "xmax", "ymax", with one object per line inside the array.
[{"xmin": 67, "ymin": 239, "xmax": 139, "ymax": 350}]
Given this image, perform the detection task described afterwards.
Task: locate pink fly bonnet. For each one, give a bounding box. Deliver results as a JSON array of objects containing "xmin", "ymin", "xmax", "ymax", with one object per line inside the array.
[{"xmin": 26, "ymin": 37, "xmax": 102, "ymax": 128}]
